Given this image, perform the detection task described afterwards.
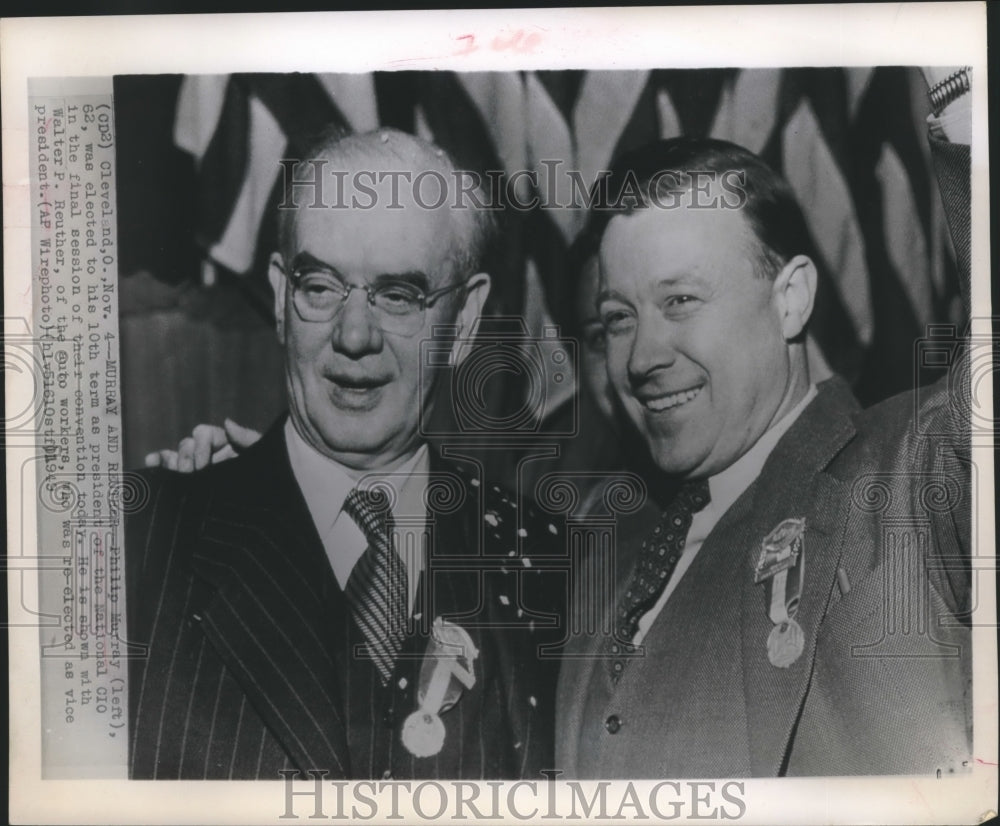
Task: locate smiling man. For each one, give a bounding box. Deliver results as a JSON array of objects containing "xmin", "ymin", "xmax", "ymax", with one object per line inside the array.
[
  {"xmin": 596, "ymin": 181, "xmax": 814, "ymax": 481},
  {"xmin": 556, "ymin": 137, "xmax": 972, "ymax": 778},
  {"xmin": 272, "ymin": 133, "xmax": 488, "ymax": 473},
  {"xmin": 125, "ymin": 129, "xmax": 558, "ymax": 780}
]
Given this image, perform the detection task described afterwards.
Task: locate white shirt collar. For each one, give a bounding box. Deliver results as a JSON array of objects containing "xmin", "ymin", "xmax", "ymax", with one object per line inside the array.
[
  {"xmin": 706, "ymin": 384, "xmax": 818, "ymax": 519},
  {"xmin": 284, "ymin": 419, "xmax": 430, "ymax": 604},
  {"xmin": 632, "ymin": 384, "xmax": 819, "ymax": 644}
]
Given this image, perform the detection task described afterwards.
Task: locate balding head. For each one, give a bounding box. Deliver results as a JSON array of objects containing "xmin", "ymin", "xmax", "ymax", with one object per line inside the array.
[
  {"xmin": 268, "ymin": 127, "xmax": 493, "ymax": 471},
  {"xmin": 278, "ymin": 128, "xmax": 495, "ymax": 288}
]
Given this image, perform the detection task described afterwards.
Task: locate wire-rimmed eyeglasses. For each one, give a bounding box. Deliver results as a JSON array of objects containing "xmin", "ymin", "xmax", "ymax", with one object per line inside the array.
[{"xmin": 282, "ymin": 264, "xmax": 470, "ymax": 337}]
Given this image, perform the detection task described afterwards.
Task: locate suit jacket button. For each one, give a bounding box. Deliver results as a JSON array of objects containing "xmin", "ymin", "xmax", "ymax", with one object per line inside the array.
[
  {"xmin": 605, "ymin": 714, "xmax": 622, "ymax": 734},
  {"xmin": 382, "ymin": 770, "xmax": 393, "ymax": 780}
]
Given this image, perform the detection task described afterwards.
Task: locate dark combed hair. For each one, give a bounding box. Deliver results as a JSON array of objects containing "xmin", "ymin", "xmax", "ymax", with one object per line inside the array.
[{"xmin": 586, "ymin": 137, "xmax": 814, "ymax": 279}]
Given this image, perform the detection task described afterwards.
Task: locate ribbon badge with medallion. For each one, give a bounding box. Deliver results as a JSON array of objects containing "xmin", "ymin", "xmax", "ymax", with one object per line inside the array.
[
  {"xmin": 754, "ymin": 518, "xmax": 806, "ymax": 668},
  {"xmin": 401, "ymin": 617, "xmax": 478, "ymax": 758}
]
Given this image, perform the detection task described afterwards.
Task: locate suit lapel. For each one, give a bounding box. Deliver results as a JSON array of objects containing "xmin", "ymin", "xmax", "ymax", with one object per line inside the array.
[
  {"xmin": 409, "ymin": 457, "xmax": 487, "ymax": 660},
  {"xmin": 387, "ymin": 458, "xmax": 496, "ymax": 769},
  {"xmin": 190, "ymin": 423, "xmax": 352, "ymax": 776},
  {"xmin": 555, "ymin": 496, "xmax": 662, "ymax": 776},
  {"xmin": 737, "ymin": 379, "xmax": 859, "ymax": 775}
]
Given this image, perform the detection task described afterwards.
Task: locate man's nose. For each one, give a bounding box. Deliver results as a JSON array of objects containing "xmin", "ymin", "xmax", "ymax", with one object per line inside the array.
[
  {"xmin": 330, "ymin": 289, "xmax": 383, "ymax": 356},
  {"xmin": 627, "ymin": 313, "xmax": 676, "ymax": 382}
]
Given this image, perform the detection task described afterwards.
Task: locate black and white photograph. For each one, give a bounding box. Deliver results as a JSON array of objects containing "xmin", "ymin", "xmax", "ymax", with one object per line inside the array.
[{"xmin": 4, "ymin": 5, "xmax": 996, "ymax": 824}]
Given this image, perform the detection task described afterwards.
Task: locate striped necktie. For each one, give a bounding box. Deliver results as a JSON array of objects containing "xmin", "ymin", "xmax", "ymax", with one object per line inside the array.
[
  {"xmin": 610, "ymin": 479, "xmax": 711, "ymax": 682},
  {"xmin": 343, "ymin": 488, "xmax": 408, "ymax": 685}
]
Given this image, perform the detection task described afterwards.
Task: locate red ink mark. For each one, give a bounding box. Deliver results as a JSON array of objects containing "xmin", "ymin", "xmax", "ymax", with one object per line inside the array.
[
  {"xmin": 975, "ymin": 757, "xmax": 998, "ymax": 766},
  {"xmin": 454, "ymin": 33, "xmax": 477, "ymax": 56}
]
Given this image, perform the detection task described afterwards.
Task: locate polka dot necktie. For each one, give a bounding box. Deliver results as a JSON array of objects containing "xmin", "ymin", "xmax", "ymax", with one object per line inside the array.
[
  {"xmin": 343, "ymin": 488, "xmax": 408, "ymax": 685},
  {"xmin": 610, "ymin": 479, "xmax": 711, "ymax": 682}
]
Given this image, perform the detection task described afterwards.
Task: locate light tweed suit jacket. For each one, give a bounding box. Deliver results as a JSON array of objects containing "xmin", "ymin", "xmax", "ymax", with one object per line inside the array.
[
  {"xmin": 556, "ymin": 135, "xmax": 973, "ymax": 780},
  {"xmin": 556, "ymin": 375, "xmax": 972, "ymax": 777}
]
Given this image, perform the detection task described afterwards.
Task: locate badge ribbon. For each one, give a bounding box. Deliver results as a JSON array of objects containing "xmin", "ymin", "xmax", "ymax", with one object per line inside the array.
[
  {"xmin": 401, "ymin": 618, "xmax": 478, "ymax": 758},
  {"xmin": 754, "ymin": 518, "xmax": 806, "ymax": 668}
]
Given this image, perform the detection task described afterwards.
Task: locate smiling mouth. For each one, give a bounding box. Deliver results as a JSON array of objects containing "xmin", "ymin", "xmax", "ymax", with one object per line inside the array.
[
  {"xmin": 327, "ymin": 373, "xmax": 389, "ymax": 390},
  {"xmin": 639, "ymin": 385, "xmax": 703, "ymax": 413},
  {"xmin": 325, "ymin": 375, "xmax": 391, "ymax": 406}
]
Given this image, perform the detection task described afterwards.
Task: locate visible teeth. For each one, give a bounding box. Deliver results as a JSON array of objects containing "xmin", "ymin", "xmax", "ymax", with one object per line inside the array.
[{"xmin": 645, "ymin": 387, "xmax": 700, "ymax": 412}]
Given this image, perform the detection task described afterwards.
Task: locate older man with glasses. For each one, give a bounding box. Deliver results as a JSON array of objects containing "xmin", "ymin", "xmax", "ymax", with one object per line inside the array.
[{"xmin": 125, "ymin": 128, "xmax": 560, "ymax": 781}]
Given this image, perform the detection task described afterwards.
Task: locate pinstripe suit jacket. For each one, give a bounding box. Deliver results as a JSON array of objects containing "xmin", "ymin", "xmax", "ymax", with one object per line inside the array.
[
  {"xmin": 556, "ymin": 376, "xmax": 972, "ymax": 777},
  {"xmin": 126, "ymin": 421, "xmax": 560, "ymax": 779}
]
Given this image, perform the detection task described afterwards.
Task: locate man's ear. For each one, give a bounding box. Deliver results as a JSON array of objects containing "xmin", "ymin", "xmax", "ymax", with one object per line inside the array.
[
  {"xmin": 450, "ymin": 272, "xmax": 491, "ymax": 365},
  {"xmin": 268, "ymin": 253, "xmax": 288, "ymax": 345},
  {"xmin": 771, "ymin": 254, "xmax": 817, "ymax": 341}
]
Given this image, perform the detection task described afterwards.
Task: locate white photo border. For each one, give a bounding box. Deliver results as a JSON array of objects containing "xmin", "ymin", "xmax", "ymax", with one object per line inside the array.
[{"xmin": 4, "ymin": 5, "xmax": 995, "ymax": 825}]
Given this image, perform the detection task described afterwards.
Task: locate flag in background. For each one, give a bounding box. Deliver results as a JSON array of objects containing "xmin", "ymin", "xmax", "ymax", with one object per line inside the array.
[
  {"xmin": 108, "ymin": 65, "xmax": 958, "ymax": 478},
  {"xmin": 169, "ymin": 68, "xmax": 961, "ymax": 416}
]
